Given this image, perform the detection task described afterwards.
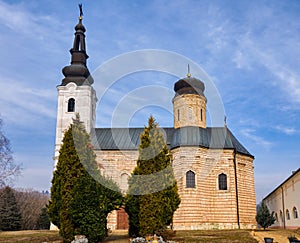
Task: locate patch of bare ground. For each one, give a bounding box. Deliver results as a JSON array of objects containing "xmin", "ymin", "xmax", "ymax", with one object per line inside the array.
[
  {"xmin": 0, "ymin": 230, "xmax": 62, "ymax": 243},
  {"xmin": 170, "ymin": 229, "xmax": 258, "ymax": 243}
]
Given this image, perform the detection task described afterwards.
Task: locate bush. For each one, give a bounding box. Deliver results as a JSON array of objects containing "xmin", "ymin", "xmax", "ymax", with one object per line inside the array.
[{"xmin": 256, "ymin": 201, "xmax": 276, "ymax": 230}]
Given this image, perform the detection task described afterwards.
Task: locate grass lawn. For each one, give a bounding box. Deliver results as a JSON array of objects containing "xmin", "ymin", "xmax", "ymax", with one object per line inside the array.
[
  {"xmin": 2, "ymin": 228, "xmax": 300, "ymax": 243},
  {"xmin": 171, "ymin": 229, "xmax": 258, "ymax": 243},
  {"xmin": 0, "ymin": 230, "xmax": 62, "ymax": 243}
]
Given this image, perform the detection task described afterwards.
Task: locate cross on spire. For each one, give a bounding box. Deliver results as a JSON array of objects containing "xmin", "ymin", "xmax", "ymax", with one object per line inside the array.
[{"xmin": 79, "ymin": 3, "xmax": 83, "ymax": 19}]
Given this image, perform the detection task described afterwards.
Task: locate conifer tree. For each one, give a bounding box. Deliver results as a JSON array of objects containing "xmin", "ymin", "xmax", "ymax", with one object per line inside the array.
[
  {"xmin": 48, "ymin": 114, "xmax": 123, "ymax": 242},
  {"xmin": 256, "ymin": 201, "xmax": 276, "ymax": 230},
  {"xmin": 125, "ymin": 116, "xmax": 180, "ymax": 236},
  {"xmin": 0, "ymin": 186, "xmax": 22, "ymax": 231},
  {"xmin": 36, "ymin": 207, "xmax": 50, "ymax": 230}
]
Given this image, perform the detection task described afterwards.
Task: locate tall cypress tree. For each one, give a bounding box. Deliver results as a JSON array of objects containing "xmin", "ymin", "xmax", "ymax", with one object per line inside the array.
[
  {"xmin": 48, "ymin": 114, "xmax": 123, "ymax": 242},
  {"xmin": 0, "ymin": 186, "xmax": 22, "ymax": 231},
  {"xmin": 125, "ymin": 116, "xmax": 180, "ymax": 236}
]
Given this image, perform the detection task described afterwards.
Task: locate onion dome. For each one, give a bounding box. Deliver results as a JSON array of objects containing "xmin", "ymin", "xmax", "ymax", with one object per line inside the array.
[{"xmin": 174, "ymin": 75, "xmax": 205, "ymax": 97}]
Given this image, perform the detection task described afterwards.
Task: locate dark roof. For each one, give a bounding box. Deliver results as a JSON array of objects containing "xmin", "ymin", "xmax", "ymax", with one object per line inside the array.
[
  {"xmin": 92, "ymin": 126, "xmax": 253, "ymax": 157},
  {"xmin": 263, "ymin": 168, "xmax": 300, "ymax": 201},
  {"xmin": 174, "ymin": 77, "xmax": 205, "ymax": 96}
]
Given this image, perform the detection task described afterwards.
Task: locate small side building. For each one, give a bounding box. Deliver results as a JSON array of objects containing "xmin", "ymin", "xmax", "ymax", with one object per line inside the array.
[{"xmin": 263, "ymin": 168, "xmax": 300, "ymax": 229}]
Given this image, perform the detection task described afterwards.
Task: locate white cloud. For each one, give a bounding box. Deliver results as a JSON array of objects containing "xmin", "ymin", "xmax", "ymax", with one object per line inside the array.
[
  {"xmin": 274, "ymin": 125, "xmax": 297, "ymax": 135},
  {"xmin": 0, "ymin": 78, "xmax": 56, "ymax": 126},
  {"xmin": 240, "ymin": 129, "xmax": 273, "ymax": 150},
  {"xmin": 229, "ymin": 5, "xmax": 300, "ymax": 104}
]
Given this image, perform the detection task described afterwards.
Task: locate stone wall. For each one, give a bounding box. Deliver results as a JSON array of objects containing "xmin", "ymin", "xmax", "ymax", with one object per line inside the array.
[
  {"xmin": 236, "ymin": 154, "xmax": 257, "ymax": 228},
  {"xmin": 96, "ymin": 147, "xmax": 256, "ymax": 230},
  {"xmin": 172, "ymin": 147, "xmax": 256, "ymax": 230},
  {"xmin": 173, "ymin": 94, "xmax": 206, "ymax": 129}
]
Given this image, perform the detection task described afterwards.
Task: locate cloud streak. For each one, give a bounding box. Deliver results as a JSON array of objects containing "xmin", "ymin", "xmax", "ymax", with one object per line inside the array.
[{"xmin": 240, "ymin": 129, "xmax": 273, "ymax": 150}]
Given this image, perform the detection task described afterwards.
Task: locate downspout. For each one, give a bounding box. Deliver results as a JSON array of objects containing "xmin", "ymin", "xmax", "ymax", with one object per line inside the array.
[
  {"xmin": 233, "ymin": 149, "xmax": 240, "ymax": 229},
  {"xmin": 281, "ymin": 187, "xmax": 286, "ymax": 229}
]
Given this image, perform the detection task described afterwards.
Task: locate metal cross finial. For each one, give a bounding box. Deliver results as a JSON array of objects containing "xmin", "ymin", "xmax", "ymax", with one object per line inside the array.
[
  {"xmin": 79, "ymin": 3, "xmax": 83, "ymax": 18},
  {"xmin": 187, "ymin": 64, "xmax": 191, "ymax": 78}
]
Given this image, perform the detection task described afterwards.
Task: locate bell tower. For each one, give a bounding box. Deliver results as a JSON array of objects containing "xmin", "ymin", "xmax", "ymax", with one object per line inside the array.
[
  {"xmin": 172, "ymin": 68, "xmax": 207, "ymax": 129},
  {"xmin": 54, "ymin": 6, "xmax": 97, "ymax": 163}
]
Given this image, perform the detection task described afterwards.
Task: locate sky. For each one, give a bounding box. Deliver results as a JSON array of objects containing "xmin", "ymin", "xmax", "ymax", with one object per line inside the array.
[{"xmin": 0, "ymin": 0, "xmax": 299, "ymax": 202}]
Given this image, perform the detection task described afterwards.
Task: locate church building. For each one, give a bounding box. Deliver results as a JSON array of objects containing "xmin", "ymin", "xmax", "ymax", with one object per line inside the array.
[{"xmin": 54, "ymin": 12, "xmax": 257, "ymax": 230}]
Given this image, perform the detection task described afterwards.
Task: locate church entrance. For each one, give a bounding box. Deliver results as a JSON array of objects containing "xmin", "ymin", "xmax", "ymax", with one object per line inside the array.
[{"xmin": 117, "ymin": 207, "xmax": 129, "ymax": 230}]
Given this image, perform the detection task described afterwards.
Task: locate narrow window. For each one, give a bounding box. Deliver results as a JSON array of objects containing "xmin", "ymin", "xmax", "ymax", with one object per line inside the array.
[
  {"xmin": 280, "ymin": 210, "xmax": 283, "ymax": 222},
  {"xmin": 186, "ymin": 170, "xmax": 195, "ymax": 188},
  {"xmin": 75, "ymin": 35, "xmax": 81, "ymax": 50},
  {"xmin": 68, "ymin": 98, "xmax": 75, "ymax": 112},
  {"xmin": 188, "ymin": 107, "xmax": 192, "ymax": 119},
  {"xmin": 120, "ymin": 173, "xmax": 129, "ymax": 193},
  {"xmin": 177, "ymin": 109, "xmax": 180, "ymax": 121},
  {"xmin": 286, "ymin": 209, "xmax": 290, "ymax": 220},
  {"xmin": 218, "ymin": 173, "xmax": 227, "ymax": 190},
  {"xmin": 293, "ymin": 207, "xmax": 298, "ymax": 219},
  {"xmin": 200, "ymin": 109, "xmax": 203, "ymax": 121},
  {"xmin": 275, "ymin": 213, "xmax": 278, "ymax": 222}
]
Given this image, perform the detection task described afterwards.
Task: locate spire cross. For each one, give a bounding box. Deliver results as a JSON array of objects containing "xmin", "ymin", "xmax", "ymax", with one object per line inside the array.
[
  {"xmin": 187, "ymin": 64, "xmax": 191, "ymax": 78},
  {"xmin": 79, "ymin": 3, "xmax": 83, "ymax": 19}
]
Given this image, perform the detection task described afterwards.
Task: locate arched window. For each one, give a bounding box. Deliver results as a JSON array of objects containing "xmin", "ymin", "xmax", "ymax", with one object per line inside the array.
[
  {"xmin": 275, "ymin": 212, "xmax": 278, "ymax": 222},
  {"xmin": 280, "ymin": 210, "xmax": 283, "ymax": 222},
  {"xmin": 286, "ymin": 209, "xmax": 290, "ymax": 220},
  {"xmin": 75, "ymin": 35, "xmax": 81, "ymax": 50},
  {"xmin": 120, "ymin": 173, "xmax": 129, "ymax": 193},
  {"xmin": 218, "ymin": 173, "xmax": 227, "ymax": 190},
  {"xmin": 186, "ymin": 170, "xmax": 195, "ymax": 188},
  {"xmin": 68, "ymin": 98, "xmax": 75, "ymax": 112},
  {"xmin": 293, "ymin": 207, "xmax": 299, "ymax": 219}
]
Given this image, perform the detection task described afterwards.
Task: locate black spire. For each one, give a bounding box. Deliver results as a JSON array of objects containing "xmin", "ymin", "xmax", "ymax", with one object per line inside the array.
[{"xmin": 61, "ymin": 4, "xmax": 93, "ymax": 86}]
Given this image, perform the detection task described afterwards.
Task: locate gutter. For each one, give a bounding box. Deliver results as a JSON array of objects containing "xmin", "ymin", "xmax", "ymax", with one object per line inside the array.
[{"xmin": 233, "ymin": 149, "xmax": 240, "ymax": 229}]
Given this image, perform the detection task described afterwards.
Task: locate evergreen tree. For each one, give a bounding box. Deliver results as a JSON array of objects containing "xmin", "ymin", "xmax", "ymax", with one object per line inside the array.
[
  {"xmin": 48, "ymin": 114, "xmax": 123, "ymax": 242},
  {"xmin": 256, "ymin": 201, "xmax": 276, "ymax": 230},
  {"xmin": 125, "ymin": 116, "xmax": 180, "ymax": 236},
  {"xmin": 36, "ymin": 207, "xmax": 50, "ymax": 230},
  {"xmin": 0, "ymin": 186, "xmax": 22, "ymax": 231}
]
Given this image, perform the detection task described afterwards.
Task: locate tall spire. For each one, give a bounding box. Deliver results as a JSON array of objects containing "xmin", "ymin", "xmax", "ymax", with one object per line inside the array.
[{"xmin": 61, "ymin": 4, "xmax": 93, "ymax": 86}]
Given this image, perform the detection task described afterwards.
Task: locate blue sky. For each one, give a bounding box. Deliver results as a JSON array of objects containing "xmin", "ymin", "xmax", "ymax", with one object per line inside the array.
[{"xmin": 0, "ymin": 0, "xmax": 299, "ymax": 202}]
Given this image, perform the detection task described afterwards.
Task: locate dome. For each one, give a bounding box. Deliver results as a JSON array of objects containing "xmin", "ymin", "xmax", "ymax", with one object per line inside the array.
[
  {"xmin": 62, "ymin": 64, "xmax": 89, "ymax": 78},
  {"xmin": 174, "ymin": 76, "xmax": 205, "ymax": 96},
  {"xmin": 75, "ymin": 19, "xmax": 86, "ymax": 32}
]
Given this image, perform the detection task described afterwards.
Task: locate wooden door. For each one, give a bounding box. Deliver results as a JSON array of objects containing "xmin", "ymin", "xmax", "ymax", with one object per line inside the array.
[{"xmin": 117, "ymin": 207, "xmax": 129, "ymax": 230}]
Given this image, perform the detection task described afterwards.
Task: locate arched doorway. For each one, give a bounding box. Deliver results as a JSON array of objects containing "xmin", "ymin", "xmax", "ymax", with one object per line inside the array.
[{"xmin": 117, "ymin": 207, "xmax": 129, "ymax": 230}]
